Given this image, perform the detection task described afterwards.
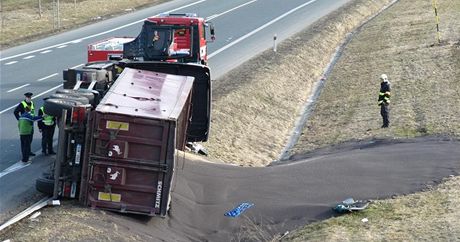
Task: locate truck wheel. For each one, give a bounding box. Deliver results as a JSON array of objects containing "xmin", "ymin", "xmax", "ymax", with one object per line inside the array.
[
  {"xmin": 56, "ymin": 89, "xmax": 96, "ymax": 105},
  {"xmin": 49, "ymin": 93, "xmax": 89, "ymax": 104},
  {"xmin": 36, "ymin": 176, "xmax": 54, "ymax": 196},
  {"xmin": 44, "ymin": 98, "xmax": 83, "ymax": 118}
]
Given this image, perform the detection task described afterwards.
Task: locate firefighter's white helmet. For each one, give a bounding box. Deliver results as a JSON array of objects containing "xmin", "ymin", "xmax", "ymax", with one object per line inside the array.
[{"xmin": 380, "ymin": 74, "xmax": 388, "ymax": 82}]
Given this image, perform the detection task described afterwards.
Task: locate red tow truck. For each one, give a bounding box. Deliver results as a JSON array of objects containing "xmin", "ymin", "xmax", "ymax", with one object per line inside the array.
[
  {"xmin": 87, "ymin": 13, "xmax": 215, "ymax": 64},
  {"xmin": 35, "ymin": 13, "xmax": 214, "ymax": 217}
]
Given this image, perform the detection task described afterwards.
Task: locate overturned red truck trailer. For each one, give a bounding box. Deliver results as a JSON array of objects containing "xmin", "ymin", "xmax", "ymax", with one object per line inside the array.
[
  {"xmin": 37, "ymin": 12, "xmax": 213, "ymax": 217},
  {"xmin": 37, "ymin": 65, "xmax": 201, "ymax": 217},
  {"xmin": 80, "ymin": 67, "xmax": 194, "ymax": 216},
  {"xmin": 80, "ymin": 68, "xmax": 193, "ymax": 216}
]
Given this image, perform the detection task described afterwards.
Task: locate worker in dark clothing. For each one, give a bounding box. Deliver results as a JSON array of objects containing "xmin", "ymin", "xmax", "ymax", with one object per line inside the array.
[
  {"xmin": 14, "ymin": 92, "xmax": 35, "ymax": 120},
  {"xmin": 18, "ymin": 107, "xmax": 42, "ymax": 163},
  {"xmin": 38, "ymin": 100, "xmax": 57, "ymax": 155},
  {"xmin": 378, "ymin": 74, "xmax": 391, "ymax": 128},
  {"xmin": 14, "ymin": 92, "xmax": 37, "ymax": 156}
]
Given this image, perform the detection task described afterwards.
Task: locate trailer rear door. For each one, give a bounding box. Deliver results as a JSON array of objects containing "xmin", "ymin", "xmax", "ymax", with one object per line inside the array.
[{"xmin": 82, "ymin": 68, "xmax": 193, "ymax": 216}]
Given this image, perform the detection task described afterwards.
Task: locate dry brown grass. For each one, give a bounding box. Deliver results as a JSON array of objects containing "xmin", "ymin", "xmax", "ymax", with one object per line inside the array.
[
  {"xmin": 291, "ymin": 0, "xmax": 460, "ymax": 155},
  {"xmin": 0, "ymin": 0, "xmax": 168, "ymax": 49},
  {"xmin": 286, "ymin": 176, "xmax": 460, "ymax": 241},
  {"xmin": 207, "ymin": 0, "xmax": 394, "ymax": 166},
  {"xmin": 0, "ymin": 200, "xmax": 148, "ymax": 241},
  {"xmin": 279, "ymin": 0, "xmax": 460, "ymax": 240}
]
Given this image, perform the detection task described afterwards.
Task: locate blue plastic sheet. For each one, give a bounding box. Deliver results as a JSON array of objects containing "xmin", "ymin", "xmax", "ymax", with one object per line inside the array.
[{"xmin": 225, "ymin": 202, "xmax": 254, "ymax": 217}]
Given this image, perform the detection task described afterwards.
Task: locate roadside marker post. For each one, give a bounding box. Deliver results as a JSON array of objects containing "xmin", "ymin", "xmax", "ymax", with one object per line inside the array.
[{"xmin": 431, "ymin": 0, "xmax": 441, "ymax": 44}]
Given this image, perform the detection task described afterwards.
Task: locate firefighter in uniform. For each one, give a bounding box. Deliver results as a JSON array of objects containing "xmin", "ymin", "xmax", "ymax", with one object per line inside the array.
[
  {"xmin": 17, "ymin": 106, "xmax": 42, "ymax": 163},
  {"xmin": 14, "ymin": 92, "xmax": 38, "ymax": 158},
  {"xmin": 38, "ymin": 99, "xmax": 57, "ymax": 155},
  {"xmin": 378, "ymin": 74, "xmax": 391, "ymax": 128}
]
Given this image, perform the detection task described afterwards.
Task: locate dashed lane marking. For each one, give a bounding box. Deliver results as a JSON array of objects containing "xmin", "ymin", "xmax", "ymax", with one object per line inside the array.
[
  {"xmin": 37, "ymin": 73, "xmax": 58, "ymax": 82},
  {"xmin": 206, "ymin": 0, "xmax": 257, "ymax": 21},
  {"xmin": 5, "ymin": 61, "xmax": 18, "ymax": 65},
  {"xmin": 23, "ymin": 55, "xmax": 35, "ymax": 60},
  {"xmin": 7, "ymin": 84, "xmax": 30, "ymax": 93}
]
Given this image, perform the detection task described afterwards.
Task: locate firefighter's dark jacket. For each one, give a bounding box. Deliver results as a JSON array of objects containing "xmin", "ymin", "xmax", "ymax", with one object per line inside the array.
[{"xmin": 378, "ymin": 81, "xmax": 391, "ymax": 106}]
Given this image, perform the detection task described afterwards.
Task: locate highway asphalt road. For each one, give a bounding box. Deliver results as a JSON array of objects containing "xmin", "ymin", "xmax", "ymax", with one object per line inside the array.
[
  {"xmin": 0, "ymin": 0, "xmax": 351, "ymax": 215},
  {"xmin": 99, "ymin": 138, "xmax": 460, "ymax": 240}
]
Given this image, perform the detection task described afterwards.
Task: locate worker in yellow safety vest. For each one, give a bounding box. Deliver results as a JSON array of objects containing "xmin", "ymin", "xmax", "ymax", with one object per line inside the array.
[
  {"xmin": 14, "ymin": 92, "xmax": 37, "ymax": 158},
  {"xmin": 38, "ymin": 98, "xmax": 57, "ymax": 156},
  {"xmin": 377, "ymin": 74, "xmax": 391, "ymax": 128},
  {"xmin": 17, "ymin": 106, "xmax": 42, "ymax": 163}
]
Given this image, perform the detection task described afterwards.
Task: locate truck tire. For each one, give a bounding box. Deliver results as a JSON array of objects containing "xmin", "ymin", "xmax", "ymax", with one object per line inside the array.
[
  {"xmin": 56, "ymin": 89, "xmax": 96, "ymax": 105},
  {"xmin": 36, "ymin": 176, "xmax": 54, "ymax": 196},
  {"xmin": 44, "ymin": 98, "xmax": 84, "ymax": 118},
  {"xmin": 49, "ymin": 93, "xmax": 89, "ymax": 105}
]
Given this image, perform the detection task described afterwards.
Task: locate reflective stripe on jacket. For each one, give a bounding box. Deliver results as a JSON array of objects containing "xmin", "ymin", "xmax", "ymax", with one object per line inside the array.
[
  {"xmin": 40, "ymin": 107, "xmax": 55, "ymax": 126},
  {"xmin": 378, "ymin": 81, "xmax": 391, "ymax": 105},
  {"xmin": 21, "ymin": 100, "xmax": 35, "ymax": 113}
]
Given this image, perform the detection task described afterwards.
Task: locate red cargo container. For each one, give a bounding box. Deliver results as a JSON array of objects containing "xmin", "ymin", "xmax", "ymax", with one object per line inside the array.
[{"xmin": 80, "ymin": 67, "xmax": 194, "ymax": 216}]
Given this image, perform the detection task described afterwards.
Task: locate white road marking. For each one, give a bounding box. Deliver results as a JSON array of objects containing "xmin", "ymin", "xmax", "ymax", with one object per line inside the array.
[
  {"xmin": 0, "ymin": 162, "xmax": 31, "ymax": 179},
  {"xmin": 0, "ymin": 140, "xmax": 58, "ymax": 179},
  {"xmin": 206, "ymin": 0, "xmax": 258, "ymax": 21},
  {"xmin": 33, "ymin": 84, "xmax": 63, "ymax": 99},
  {"xmin": 37, "ymin": 73, "xmax": 59, "ymax": 82},
  {"xmin": 57, "ymin": 45, "xmax": 67, "ymax": 49},
  {"xmin": 209, "ymin": 0, "xmax": 319, "ymax": 59},
  {"xmin": 23, "ymin": 55, "xmax": 35, "ymax": 60},
  {"xmin": 71, "ymin": 39, "xmax": 82, "ymax": 43},
  {"xmin": 0, "ymin": 105, "xmax": 16, "ymax": 114},
  {"xmin": 40, "ymin": 50, "xmax": 52, "ymax": 54},
  {"xmin": 70, "ymin": 63, "xmax": 85, "ymax": 69},
  {"xmin": 5, "ymin": 61, "xmax": 18, "ymax": 65},
  {"xmin": 0, "ymin": 0, "xmax": 207, "ymax": 62},
  {"xmin": 0, "ymin": 84, "xmax": 63, "ymax": 114},
  {"xmin": 7, "ymin": 84, "xmax": 30, "ymax": 93}
]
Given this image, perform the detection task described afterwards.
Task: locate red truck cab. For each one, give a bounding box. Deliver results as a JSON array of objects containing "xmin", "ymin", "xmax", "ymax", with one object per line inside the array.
[
  {"xmin": 88, "ymin": 13, "xmax": 215, "ymax": 64},
  {"xmin": 145, "ymin": 13, "xmax": 212, "ymax": 63}
]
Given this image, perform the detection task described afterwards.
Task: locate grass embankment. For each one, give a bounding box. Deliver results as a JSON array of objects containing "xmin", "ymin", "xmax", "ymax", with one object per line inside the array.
[
  {"xmin": 283, "ymin": 0, "xmax": 460, "ymax": 240},
  {"xmin": 286, "ymin": 176, "xmax": 460, "ymax": 241},
  {"xmin": 207, "ymin": 0, "xmax": 394, "ymax": 166},
  {"xmin": 291, "ymin": 0, "xmax": 460, "ymax": 155},
  {"xmin": 0, "ymin": 0, "xmax": 168, "ymax": 49}
]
